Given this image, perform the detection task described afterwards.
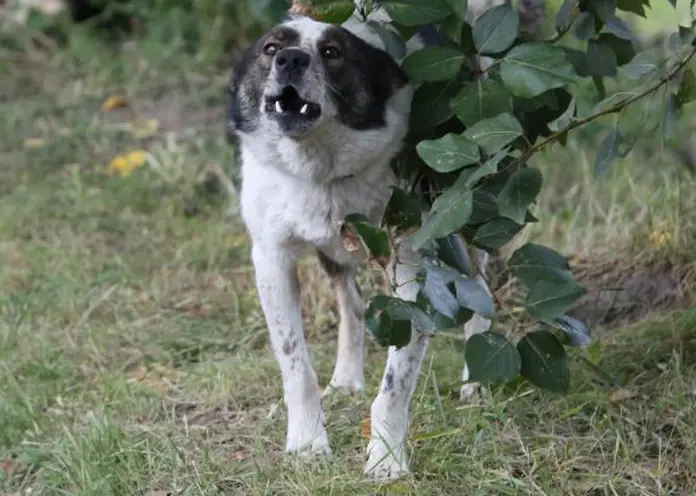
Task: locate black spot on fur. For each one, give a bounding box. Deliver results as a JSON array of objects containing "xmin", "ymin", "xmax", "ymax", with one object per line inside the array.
[
  {"xmin": 282, "ymin": 338, "xmax": 297, "ymax": 356},
  {"xmin": 383, "ymin": 367, "xmax": 395, "ymax": 393},
  {"xmin": 318, "ymin": 26, "xmax": 408, "ymax": 131}
]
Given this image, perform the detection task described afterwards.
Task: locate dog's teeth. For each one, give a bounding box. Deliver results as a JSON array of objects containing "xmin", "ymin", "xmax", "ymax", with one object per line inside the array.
[
  {"xmin": 275, "ymin": 101, "xmax": 283, "ymax": 113},
  {"xmin": 300, "ymin": 103, "xmax": 309, "ymax": 115}
]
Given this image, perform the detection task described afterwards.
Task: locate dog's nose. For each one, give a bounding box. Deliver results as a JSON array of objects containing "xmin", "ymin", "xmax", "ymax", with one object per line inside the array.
[{"xmin": 275, "ymin": 48, "xmax": 310, "ymax": 75}]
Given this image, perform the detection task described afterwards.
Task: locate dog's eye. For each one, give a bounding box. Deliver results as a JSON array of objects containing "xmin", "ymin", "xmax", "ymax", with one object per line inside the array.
[
  {"xmin": 264, "ymin": 43, "xmax": 279, "ymax": 56},
  {"xmin": 322, "ymin": 46, "xmax": 341, "ymax": 59}
]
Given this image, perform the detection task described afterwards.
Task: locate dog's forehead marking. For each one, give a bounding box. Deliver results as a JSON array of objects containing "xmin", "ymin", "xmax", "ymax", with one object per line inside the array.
[{"xmin": 282, "ymin": 17, "xmax": 333, "ymax": 48}]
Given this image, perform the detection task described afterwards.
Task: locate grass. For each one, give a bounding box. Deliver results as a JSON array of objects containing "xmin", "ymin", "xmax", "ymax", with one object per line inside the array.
[{"xmin": 1, "ymin": 8, "xmax": 696, "ymax": 496}]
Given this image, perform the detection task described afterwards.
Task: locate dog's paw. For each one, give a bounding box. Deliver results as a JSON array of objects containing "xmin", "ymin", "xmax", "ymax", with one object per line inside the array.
[
  {"xmin": 459, "ymin": 382, "xmax": 483, "ymax": 401},
  {"xmin": 322, "ymin": 377, "xmax": 364, "ymax": 397},
  {"xmin": 364, "ymin": 441, "xmax": 409, "ymax": 481},
  {"xmin": 286, "ymin": 426, "xmax": 332, "ymax": 457}
]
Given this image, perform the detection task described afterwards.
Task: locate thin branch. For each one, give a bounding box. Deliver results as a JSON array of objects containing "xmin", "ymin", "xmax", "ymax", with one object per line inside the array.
[
  {"xmin": 504, "ymin": 46, "xmax": 696, "ymax": 174},
  {"xmin": 548, "ymin": 11, "xmax": 580, "ymax": 44}
]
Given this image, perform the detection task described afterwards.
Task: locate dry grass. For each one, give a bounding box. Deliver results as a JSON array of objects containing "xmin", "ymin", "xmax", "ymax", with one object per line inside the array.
[{"xmin": 1, "ymin": 14, "xmax": 696, "ymax": 496}]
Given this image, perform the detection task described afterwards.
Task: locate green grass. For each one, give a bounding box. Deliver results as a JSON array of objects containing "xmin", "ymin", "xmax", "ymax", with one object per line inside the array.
[{"xmin": 1, "ymin": 11, "xmax": 696, "ymax": 496}]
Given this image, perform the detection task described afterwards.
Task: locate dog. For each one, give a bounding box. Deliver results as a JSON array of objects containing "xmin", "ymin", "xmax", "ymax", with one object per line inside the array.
[{"xmin": 226, "ymin": 1, "xmax": 498, "ymax": 480}]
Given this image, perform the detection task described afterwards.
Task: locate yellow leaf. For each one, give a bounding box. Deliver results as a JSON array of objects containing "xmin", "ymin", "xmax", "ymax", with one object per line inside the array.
[
  {"xmin": 102, "ymin": 96, "xmax": 129, "ymax": 112},
  {"xmin": 107, "ymin": 150, "xmax": 147, "ymax": 177},
  {"xmin": 24, "ymin": 138, "xmax": 46, "ymax": 149},
  {"xmin": 360, "ymin": 417, "xmax": 371, "ymax": 439},
  {"xmin": 131, "ymin": 118, "xmax": 160, "ymax": 139}
]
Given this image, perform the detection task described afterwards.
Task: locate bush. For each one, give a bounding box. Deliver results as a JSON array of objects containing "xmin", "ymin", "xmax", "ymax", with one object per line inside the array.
[{"xmin": 305, "ymin": 0, "xmax": 696, "ymax": 394}]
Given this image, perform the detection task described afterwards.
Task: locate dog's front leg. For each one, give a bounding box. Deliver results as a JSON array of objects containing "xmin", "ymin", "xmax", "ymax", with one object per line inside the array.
[
  {"xmin": 252, "ymin": 244, "xmax": 331, "ymax": 456},
  {"xmin": 365, "ymin": 241, "xmax": 428, "ymax": 480}
]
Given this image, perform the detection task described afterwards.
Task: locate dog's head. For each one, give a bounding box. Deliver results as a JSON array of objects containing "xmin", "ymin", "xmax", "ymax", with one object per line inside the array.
[{"xmin": 227, "ymin": 16, "xmax": 409, "ymax": 139}]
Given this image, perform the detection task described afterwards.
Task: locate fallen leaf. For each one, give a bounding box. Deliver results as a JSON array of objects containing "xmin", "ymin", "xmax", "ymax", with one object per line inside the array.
[
  {"xmin": 127, "ymin": 366, "xmax": 148, "ymax": 383},
  {"xmin": 1, "ymin": 456, "xmax": 24, "ymax": 474},
  {"xmin": 610, "ymin": 388, "xmax": 638, "ymax": 402},
  {"xmin": 102, "ymin": 96, "xmax": 130, "ymax": 112},
  {"xmin": 131, "ymin": 118, "xmax": 160, "ymax": 139},
  {"xmin": 107, "ymin": 150, "xmax": 147, "ymax": 177},
  {"xmin": 360, "ymin": 417, "xmax": 371, "ymax": 439},
  {"xmin": 24, "ymin": 138, "xmax": 46, "ymax": 149},
  {"xmin": 231, "ymin": 450, "xmax": 248, "ymax": 460}
]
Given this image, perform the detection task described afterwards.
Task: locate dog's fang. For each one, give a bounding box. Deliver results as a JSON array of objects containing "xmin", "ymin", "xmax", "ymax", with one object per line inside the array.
[
  {"xmin": 300, "ymin": 103, "xmax": 309, "ymax": 115},
  {"xmin": 275, "ymin": 101, "xmax": 283, "ymax": 113}
]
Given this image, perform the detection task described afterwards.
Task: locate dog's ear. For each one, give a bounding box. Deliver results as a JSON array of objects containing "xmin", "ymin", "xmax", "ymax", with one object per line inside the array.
[
  {"xmin": 324, "ymin": 26, "xmax": 409, "ymax": 130},
  {"xmin": 226, "ymin": 41, "xmax": 265, "ymax": 139}
]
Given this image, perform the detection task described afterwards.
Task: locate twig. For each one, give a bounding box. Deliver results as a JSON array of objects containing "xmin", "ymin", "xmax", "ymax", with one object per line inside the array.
[
  {"xmin": 502, "ymin": 46, "xmax": 696, "ymax": 175},
  {"xmin": 548, "ymin": 10, "xmax": 580, "ymax": 44}
]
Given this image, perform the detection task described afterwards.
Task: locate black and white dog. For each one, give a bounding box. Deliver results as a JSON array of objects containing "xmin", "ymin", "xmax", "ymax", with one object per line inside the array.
[{"xmin": 226, "ymin": 0, "xmax": 500, "ymax": 480}]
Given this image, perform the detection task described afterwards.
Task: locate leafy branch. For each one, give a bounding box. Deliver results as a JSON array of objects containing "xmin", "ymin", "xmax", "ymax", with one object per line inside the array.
[
  {"xmin": 307, "ymin": 0, "xmax": 696, "ymax": 394},
  {"xmin": 508, "ymin": 46, "xmax": 696, "ymax": 173}
]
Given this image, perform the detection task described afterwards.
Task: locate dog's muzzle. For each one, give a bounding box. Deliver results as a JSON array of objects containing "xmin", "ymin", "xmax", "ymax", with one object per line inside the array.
[{"xmin": 265, "ymin": 48, "xmax": 321, "ymax": 125}]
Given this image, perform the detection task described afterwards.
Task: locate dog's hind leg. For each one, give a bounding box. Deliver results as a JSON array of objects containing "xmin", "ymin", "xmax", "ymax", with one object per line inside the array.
[
  {"xmin": 252, "ymin": 244, "xmax": 331, "ymax": 456},
  {"xmin": 364, "ymin": 240, "xmax": 428, "ymax": 480},
  {"xmin": 317, "ymin": 251, "xmax": 366, "ymax": 396},
  {"xmin": 460, "ymin": 248, "xmax": 493, "ymax": 400}
]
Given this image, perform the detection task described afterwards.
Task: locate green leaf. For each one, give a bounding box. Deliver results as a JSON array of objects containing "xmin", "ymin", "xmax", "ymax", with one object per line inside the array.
[
  {"xmin": 411, "ymin": 184, "xmax": 474, "ymax": 250},
  {"xmin": 586, "ymin": 39, "xmax": 618, "ymax": 77},
  {"xmin": 469, "ymin": 191, "xmax": 499, "ymax": 225},
  {"xmin": 436, "ymin": 234, "xmax": 471, "ymax": 275},
  {"xmin": 472, "ymin": 3, "xmax": 519, "ymax": 55},
  {"xmin": 459, "ymin": 150, "xmax": 507, "ymax": 187},
  {"xmin": 463, "ymin": 113, "xmax": 523, "ymax": 155},
  {"xmin": 556, "ymin": 0, "xmax": 579, "ymax": 32},
  {"xmin": 345, "ymin": 214, "xmax": 391, "ymax": 261},
  {"xmin": 544, "ymin": 314, "xmax": 591, "ymax": 347},
  {"xmin": 455, "ymin": 278, "xmax": 495, "ymax": 318},
  {"xmin": 677, "ymin": 69, "xmax": 696, "ymax": 104},
  {"xmin": 416, "ymin": 133, "xmax": 480, "ymax": 172},
  {"xmin": 444, "ymin": 0, "xmax": 468, "ymax": 20},
  {"xmin": 310, "ymin": 0, "xmax": 356, "ymax": 24},
  {"xmin": 451, "ymin": 79, "xmax": 513, "ymax": 127},
  {"xmin": 547, "ymin": 96, "xmax": 576, "ymax": 132},
  {"xmin": 573, "ymin": 12, "xmax": 596, "ymax": 40},
  {"xmin": 365, "ymin": 295, "xmax": 412, "ymax": 348},
  {"xmin": 525, "ymin": 272, "xmax": 587, "ymax": 320},
  {"xmin": 366, "ymin": 21, "xmax": 407, "ymax": 60},
  {"xmin": 473, "ymin": 218, "xmax": 524, "ymax": 250},
  {"xmin": 465, "ymin": 332, "xmax": 521, "ymax": 383},
  {"xmin": 382, "ymin": 187, "xmax": 421, "ymax": 233},
  {"xmin": 402, "ymin": 46, "xmax": 466, "ymax": 83},
  {"xmin": 621, "ymin": 51, "xmax": 657, "ymax": 80},
  {"xmin": 497, "ymin": 167, "xmax": 542, "ymax": 224},
  {"xmin": 517, "ymin": 331, "xmax": 570, "ymax": 394},
  {"xmin": 604, "ymin": 16, "xmax": 635, "ymax": 41},
  {"xmin": 409, "ymin": 80, "xmax": 460, "ymax": 135},
  {"xmin": 616, "ymin": 0, "xmax": 649, "ymax": 17},
  {"xmin": 379, "ymin": 0, "xmax": 452, "ymax": 26},
  {"xmin": 597, "ymin": 33, "xmax": 636, "ymax": 66},
  {"xmin": 423, "ymin": 266, "xmax": 460, "ymax": 319},
  {"xmin": 508, "ymin": 243, "xmax": 570, "ymax": 288},
  {"xmin": 500, "ymin": 43, "xmax": 578, "ymax": 98}
]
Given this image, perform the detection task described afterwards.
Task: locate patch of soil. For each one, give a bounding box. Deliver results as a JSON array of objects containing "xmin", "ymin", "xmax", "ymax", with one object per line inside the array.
[
  {"xmin": 568, "ymin": 257, "xmax": 694, "ymax": 329},
  {"xmin": 493, "ymin": 253, "xmax": 695, "ymax": 330}
]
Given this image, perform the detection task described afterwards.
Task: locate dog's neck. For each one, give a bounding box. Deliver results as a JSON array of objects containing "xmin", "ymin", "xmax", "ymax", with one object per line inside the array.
[{"xmin": 241, "ymin": 116, "xmax": 404, "ymax": 186}]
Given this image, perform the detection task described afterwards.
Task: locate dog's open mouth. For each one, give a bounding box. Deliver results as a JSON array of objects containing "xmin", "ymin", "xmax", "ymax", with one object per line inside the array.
[{"xmin": 265, "ymin": 86, "xmax": 321, "ymax": 120}]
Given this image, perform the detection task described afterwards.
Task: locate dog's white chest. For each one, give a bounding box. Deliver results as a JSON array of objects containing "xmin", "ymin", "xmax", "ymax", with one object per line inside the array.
[{"xmin": 240, "ymin": 150, "xmax": 394, "ymax": 263}]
